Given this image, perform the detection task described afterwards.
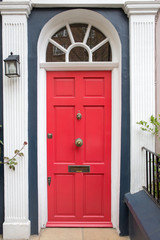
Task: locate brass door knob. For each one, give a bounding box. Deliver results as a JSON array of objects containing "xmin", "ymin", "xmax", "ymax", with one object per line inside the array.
[
  {"xmin": 76, "ymin": 113, "xmax": 82, "ymax": 120},
  {"xmin": 75, "ymin": 138, "xmax": 83, "ymax": 147}
]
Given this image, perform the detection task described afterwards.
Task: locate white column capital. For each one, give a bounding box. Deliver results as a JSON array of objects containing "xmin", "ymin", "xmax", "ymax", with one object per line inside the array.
[
  {"xmin": 124, "ymin": 1, "xmax": 160, "ymax": 17},
  {"xmin": 0, "ymin": 1, "xmax": 32, "ymax": 17}
]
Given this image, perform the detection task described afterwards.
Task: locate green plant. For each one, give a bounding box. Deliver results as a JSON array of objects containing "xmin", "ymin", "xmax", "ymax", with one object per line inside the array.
[
  {"xmin": 137, "ymin": 114, "xmax": 160, "ymax": 137},
  {"xmin": 137, "ymin": 115, "xmax": 160, "ymax": 199},
  {"xmin": 0, "ymin": 125, "xmax": 28, "ymax": 170},
  {"xmin": 0, "ymin": 141, "xmax": 27, "ymax": 170}
]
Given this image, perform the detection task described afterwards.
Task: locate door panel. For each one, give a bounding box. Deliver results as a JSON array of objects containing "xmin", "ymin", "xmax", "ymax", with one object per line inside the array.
[
  {"xmin": 54, "ymin": 77, "xmax": 75, "ymax": 96},
  {"xmin": 84, "ymin": 77, "xmax": 105, "ymax": 97},
  {"xmin": 85, "ymin": 107, "xmax": 104, "ymax": 162},
  {"xmin": 83, "ymin": 174, "xmax": 104, "ymax": 216},
  {"xmin": 55, "ymin": 107, "xmax": 75, "ymax": 163},
  {"xmin": 54, "ymin": 174, "xmax": 76, "ymax": 216},
  {"xmin": 47, "ymin": 71, "xmax": 112, "ymax": 227}
]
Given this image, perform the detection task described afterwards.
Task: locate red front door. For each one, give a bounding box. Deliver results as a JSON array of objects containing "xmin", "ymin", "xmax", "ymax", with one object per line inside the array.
[{"xmin": 47, "ymin": 71, "xmax": 112, "ymax": 227}]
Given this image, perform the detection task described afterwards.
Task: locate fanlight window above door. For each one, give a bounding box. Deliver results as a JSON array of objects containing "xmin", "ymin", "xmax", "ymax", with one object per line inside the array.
[{"xmin": 46, "ymin": 23, "xmax": 112, "ymax": 62}]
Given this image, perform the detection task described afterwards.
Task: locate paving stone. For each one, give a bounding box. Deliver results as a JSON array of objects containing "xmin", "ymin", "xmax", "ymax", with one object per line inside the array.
[
  {"xmin": 39, "ymin": 228, "xmax": 83, "ymax": 240},
  {"xmin": 30, "ymin": 235, "xmax": 40, "ymax": 240},
  {"xmin": 82, "ymin": 228, "xmax": 130, "ymax": 240}
]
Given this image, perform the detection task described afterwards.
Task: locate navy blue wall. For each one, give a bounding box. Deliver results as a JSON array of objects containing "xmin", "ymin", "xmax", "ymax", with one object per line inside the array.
[
  {"xmin": 28, "ymin": 8, "xmax": 130, "ymax": 235},
  {"xmin": 0, "ymin": 15, "xmax": 4, "ymax": 234}
]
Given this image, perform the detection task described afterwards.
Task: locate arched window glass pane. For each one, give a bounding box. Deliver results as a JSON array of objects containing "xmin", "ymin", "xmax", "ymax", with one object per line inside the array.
[
  {"xmin": 70, "ymin": 24, "xmax": 88, "ymax": 42},
  {"xmin": 46, "ymin": 43, "xmax": 65, "ymax": 62},
  {"xmin": 69, "ymin": 47, "xmax": 88, "ymax": 62},
  {"xmin": 51, "ymin": 27, "xmax": 71, "ymax": 49},
  {"xmin": 46, "ymin": 26, "xmax": 70, "ymax": 62},
  {"xmin": 93, "ymin": 42, "xmax": 112, "ymax": 61},
  {"xmin": 87, "ymin": 26, "xmax": 105, "ymax": 49}
]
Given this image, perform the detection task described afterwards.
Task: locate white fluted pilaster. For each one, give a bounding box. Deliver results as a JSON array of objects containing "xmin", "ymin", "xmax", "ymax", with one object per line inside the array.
[
  {"xmin": 2, "ymin": 12, "xmax": 31, "ymax": 240},
  {"xmin": 129, "ymin": 13, "xmax": 156, "ymax": 193}
]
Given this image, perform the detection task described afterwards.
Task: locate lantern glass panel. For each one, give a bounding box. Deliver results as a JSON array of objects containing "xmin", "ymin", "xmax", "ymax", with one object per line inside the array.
[
  {"xmin": 16, "ymin": 62, "xmax": 20, "ymax": 76},
  {"xmin": 7, "ymin": 61, "xmax": 17, "ymax": 75}
]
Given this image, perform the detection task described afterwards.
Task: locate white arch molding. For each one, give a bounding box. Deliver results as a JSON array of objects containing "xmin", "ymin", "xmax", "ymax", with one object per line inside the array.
[{"xmin": 37, "ymin": 9, "xmax": 121, "ymax": 232}]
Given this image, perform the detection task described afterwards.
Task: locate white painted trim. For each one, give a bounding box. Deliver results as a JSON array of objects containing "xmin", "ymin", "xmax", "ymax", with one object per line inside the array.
[
  {"xmin": 48, "ymin": 38, "xmax": 67, "ymax": 53},
  {"xmin": 0, "ymin": 0, "xmax": 159, "ymax": 17},
  {"xmin": 3, "ymin": 221, "xmax": 30, "ymax": 240},
  {"xmin": 28, "ymin": 0, "xmax": 124, "ymax": 8},
  {"xmin": 91, "ymin": 38, "xmax": 109, "ymax": 53},
  {"xmin": 27, "ymin": 0, "xmax": 159, "ymax": 10},
  {"xmin": 66, "ymin": 43, "xmax": 92, "ymax": 62},
  {"xmin": 0, "ymin": 1, "xmax": 32, "ymax": 17},
  {"xmin": 124, "ymin": 1, "xmax": 160, "ymax": 16},
  {"xmin": 66, "ymin": 23, "xmax": 75, "ymax": 44},
  {"xmin": 83, "ymin": 24, "xmax": 91, "ymax": 44},
  {"xmin": 40, "ymin": 62, "xmax": 119, "ymax": 71},
  {"xmin": 38, "ymin": 9, "xmax": 121, "ymax": 233}
]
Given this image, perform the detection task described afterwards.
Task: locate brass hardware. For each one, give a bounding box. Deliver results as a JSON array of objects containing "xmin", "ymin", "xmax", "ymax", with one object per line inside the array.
[
  {"xmin": 75, "ymin": 138, "xmax": 83, "ymax": 147},
  {"xmin": 48, "ymin": 177, "xmax": 51, "ymax": 186},
  {"xmin": 76, "ymin": 113, "xmax": 82, "ymax": 120},
  {"xmin": 47, "ymin": 133, "xmax": 52, "ymax": 139},
  {"xmin": 68, "ymin": 165, "xmax": 90, "ymax": 173}
]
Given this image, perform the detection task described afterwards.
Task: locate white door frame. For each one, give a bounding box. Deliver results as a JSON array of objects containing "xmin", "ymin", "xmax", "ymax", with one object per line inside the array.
[{"xmin": 37, "ymin": 9, "xmax": 121, "ymax": 232}]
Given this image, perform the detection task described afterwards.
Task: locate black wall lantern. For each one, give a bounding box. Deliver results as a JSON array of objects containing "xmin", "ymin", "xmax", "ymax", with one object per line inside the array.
[{"xmin": 4, "ymin": 52, "xmax": 20, "ymax": 78}]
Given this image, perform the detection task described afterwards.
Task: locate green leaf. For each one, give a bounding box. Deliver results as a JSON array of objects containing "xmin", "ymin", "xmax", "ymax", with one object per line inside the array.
[
  {"xmin": 141, "ymin": 127, "xmax": 147, "ymax": 131},
  {"xmin": 18, "ymin": 152, "xmax": 24, "ymax": 157},
  {"xmin": 14, "ymin": 150, "xmax": 19, "ymax": 154}
]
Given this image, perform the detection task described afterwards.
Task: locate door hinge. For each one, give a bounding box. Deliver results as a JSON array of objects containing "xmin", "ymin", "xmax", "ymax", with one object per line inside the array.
[{"xmin": 48, "ymin": 177, "xmax": 51, "ymax": 186}]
